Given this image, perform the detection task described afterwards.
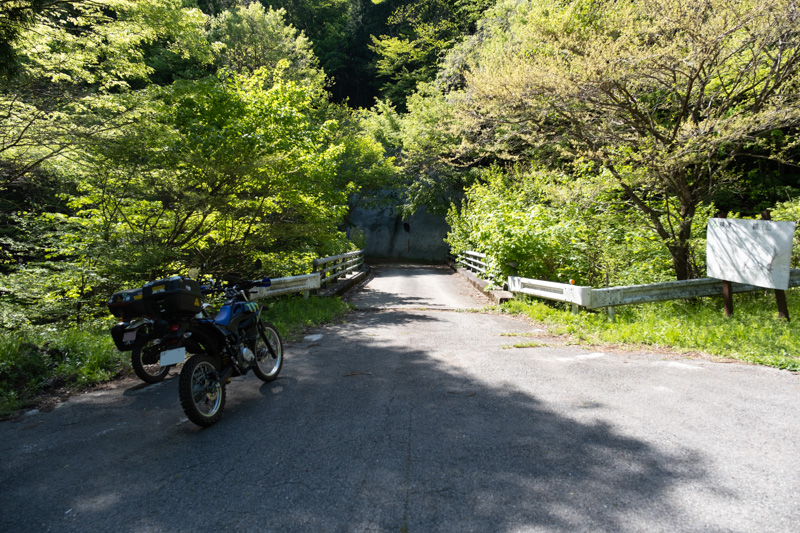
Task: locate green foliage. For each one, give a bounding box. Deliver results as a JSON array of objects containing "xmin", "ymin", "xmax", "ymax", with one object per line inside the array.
[
  {"xmin": 446, "ymin": 165, "xmax": 715, "ymax": 287},
  {"xmin": 264, "ymin": 0, "xmax": 397, "ymax": 107},
  {"xmin": 0, "ymin": 328, "xmax": 124, "ymax": 415},
  {"xmin": 2, "ymin": 0, "xmax": 391, "ymax": 326},
  {"xmin": 371, "ymin": 0, "xmax": 496, "ymax": 109},
  {"xmin": 359, "ymin": 88, "xmax": 479, "ymax": 217},
  {"xmin": 1, "ymin": 0, "xmax": 215, "ymax": 189},
  {"xmin": 16, "ymin": 0, "xmax": 213, "ymax": 90},
  {"xmin": 68, "ymin": 67, "xmax": 350, "ymax": 283},
  {"xmin": 46, "ymin": 329, "xmax": 123, "ymax": 386},
  {"xmin": 415, "ymin": 0, "xmax": 800, "ymax": 280},
  {"xmin": 261, "ymin": 294, "xmax": 353, "ymax": 341},
  {"xmin": 209, "ymin": 2, "xmax": 324, "ymax": 87},
  {"xmin": 0, "ymin": 332, "xmax": 48, "ymax": 397},
  {"xmin": 504, "ymin": 291, "xmax": 800, "ymax": 371}
]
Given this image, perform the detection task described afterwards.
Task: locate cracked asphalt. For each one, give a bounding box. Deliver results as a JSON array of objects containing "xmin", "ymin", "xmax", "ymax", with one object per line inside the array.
[{"xmin": 1, "ymin": 264, "xmax": 799, "ymax": 532}]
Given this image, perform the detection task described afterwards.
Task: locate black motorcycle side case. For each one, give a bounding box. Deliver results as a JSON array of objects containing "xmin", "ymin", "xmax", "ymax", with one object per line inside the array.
[
  {"xmin": 107, "ymin": 288, "xmax": 147, "ymax": 320},
  {"xmin": 142, "ymin": 276, "xmax": 202, "ymax": 318},
  {"xmin": 110, "ymin": 322, "xmax": 138, "ymax": 351}
]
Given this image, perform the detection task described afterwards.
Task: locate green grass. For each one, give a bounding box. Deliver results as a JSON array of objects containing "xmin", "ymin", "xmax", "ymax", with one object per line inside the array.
[
  {"xmin": 0, "ymin": 295, "xmax": 354, "ymax": 417},
  {"xmin": 502, "ymin": 291, "xmax": 800, "ymax": 371},
  {"xmin": 502, "ymin": 341, "xmax": 546, "ymax": 349},
  {"xmin": 0, "ymin": 328, "xmax": 125, "ymax": 416},
  {"xmin": 261, "ymin": 295, "xmax": 353, "ymax": 341}
]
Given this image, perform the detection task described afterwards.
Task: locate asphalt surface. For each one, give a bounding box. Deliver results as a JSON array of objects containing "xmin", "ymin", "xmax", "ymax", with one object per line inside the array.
[{"xmin": 1, "ymin": 264, "xmax": 799, "ymax": 532}]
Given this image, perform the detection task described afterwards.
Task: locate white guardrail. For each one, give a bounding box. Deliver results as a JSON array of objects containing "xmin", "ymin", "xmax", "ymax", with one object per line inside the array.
[
  {"xmin": 250, "ymin": 250, "xmax": 365, "ymax": 300},
  {"xmin": 313, "ymin": 250, "xmax": 365, "ymax": 288},
  {"xmin": 459, "ymin": 251, "xmax": 487, "ymax": 276},
  {"xmin": 508, "ymin": 269, "xmax": 800, "ymax": 310}
]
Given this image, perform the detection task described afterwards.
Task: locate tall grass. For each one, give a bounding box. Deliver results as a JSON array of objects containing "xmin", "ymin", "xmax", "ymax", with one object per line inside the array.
[
  {"xmin": 503, "ymin": 290, "xmax": 800, "ymax": 370},
  {"xmin": 261, "ymin": 295, "xmax": 353, "ymax": 341}
]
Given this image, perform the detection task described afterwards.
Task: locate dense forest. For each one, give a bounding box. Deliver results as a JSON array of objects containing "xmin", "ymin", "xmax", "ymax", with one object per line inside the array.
[{"xmin": 2, "ymin": 0, "xmax": 799, "ymax": 330}]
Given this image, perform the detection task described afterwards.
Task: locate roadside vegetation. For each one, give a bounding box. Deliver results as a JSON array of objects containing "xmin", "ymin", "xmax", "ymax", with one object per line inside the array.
[{"xmin": 502, "ymin": 292, "xmax": 800, "ymax": 371}]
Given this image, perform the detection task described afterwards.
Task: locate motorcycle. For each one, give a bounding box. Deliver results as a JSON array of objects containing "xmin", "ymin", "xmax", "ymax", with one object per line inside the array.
[{"xmin": 177, "ymin": 277, "xmax": 283, "ymax": 427}]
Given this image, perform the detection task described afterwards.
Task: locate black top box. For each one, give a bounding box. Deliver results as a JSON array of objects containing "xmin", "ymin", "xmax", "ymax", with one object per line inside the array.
[
  {"xmin": 142, "ymin": 276, "xmax": 202, "ymax": 318},
  {"xmin": 107, "ymin": 287, "xmax": 147, "ymax": 320}
]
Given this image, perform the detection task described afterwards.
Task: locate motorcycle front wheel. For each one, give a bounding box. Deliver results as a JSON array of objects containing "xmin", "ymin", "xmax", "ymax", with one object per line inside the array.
[
  {"xmin": 251, "ymin": 321, "xmax": 283, "ymax": 382},
  {"xmin": 131, "ymin": 335, "xmax": 171, "ymax": 384},
  {"xmin": 179, "ymin": 353, "xmax": 226, "ymax": 427}
]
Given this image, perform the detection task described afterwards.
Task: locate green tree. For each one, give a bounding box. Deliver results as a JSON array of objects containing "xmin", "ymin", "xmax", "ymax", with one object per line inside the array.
[
  {"xmin": 264, "ymin": 0, "xmax": 399, "ymax": 107},
  {"xmin": 0, "ymin": 0, "xmax": 52, "ymax": 81},
  {"xmin": 1, "ymin": 0, "xmax": 212, "ymax": 188},
  {"xmin": 209, "ymin": 2, "xmax": 324, "ymax": 87},
  {"xmin": 444, "ymin": 0, "xmax": 800, "ymax": 279},
  {"xmin": 75, "ymin": 67, "xmax": 348, "ymax": 279},
  {"xmin": 370, "ymin": 0, "xmax": 495, "ymax": 109}
]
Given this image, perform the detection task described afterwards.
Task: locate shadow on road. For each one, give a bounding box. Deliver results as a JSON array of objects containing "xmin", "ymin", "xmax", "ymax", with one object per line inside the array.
[{"xmin": 0, "ymin": 309, "xmax": 711, "ymax": 532}]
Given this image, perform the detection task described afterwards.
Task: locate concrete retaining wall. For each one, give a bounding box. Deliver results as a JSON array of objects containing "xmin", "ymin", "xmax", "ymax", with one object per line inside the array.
[{"xmin": 349, "ymin": 205, "xmax": 450, "ymax": 262}]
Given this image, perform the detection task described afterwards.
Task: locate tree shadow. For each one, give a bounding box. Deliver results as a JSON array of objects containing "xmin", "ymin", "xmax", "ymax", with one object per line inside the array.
[{"xmin": 0, "ymin": 309, "xmax": 721, "ymax": 532}]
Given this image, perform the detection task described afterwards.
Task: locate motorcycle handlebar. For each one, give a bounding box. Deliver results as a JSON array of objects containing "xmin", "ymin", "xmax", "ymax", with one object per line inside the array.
[{"xmin": 199, "ymin": 277, "xmax": 271, "ymax": 294}]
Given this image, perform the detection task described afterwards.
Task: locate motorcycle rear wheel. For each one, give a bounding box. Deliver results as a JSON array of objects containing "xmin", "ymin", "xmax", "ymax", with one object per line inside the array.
[
  {"xmin": 251, "ymin": 321, "xmax": 283, "ymax": 382},
  {"xmin": 131, "ymin": 336, "xmax": 171, "ymax": 384},
  {"xmin": 179, "ymin": 353, "xmax": 226, "ymax": 427}
]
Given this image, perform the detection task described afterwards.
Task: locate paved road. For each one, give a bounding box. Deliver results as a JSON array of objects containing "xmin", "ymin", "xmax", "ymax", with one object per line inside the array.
[
  {"xmin": 348, "ymin": 264, "xmax": 490, "ymax": 310},
  {"xmin": 1, "ymin": 264, "xmax": 799, "ymax": 532}
]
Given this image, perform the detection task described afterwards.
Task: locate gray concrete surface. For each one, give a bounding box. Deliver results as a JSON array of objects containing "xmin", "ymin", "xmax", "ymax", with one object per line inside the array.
[
  {"xmin": 349, "ymin": 205, "xmax": 450, "ymax": 261},
  {"xmin": 1, "ymin": 264, "xmax": 799, "ymax": 532},
  {"xmin": 348, "ymin": 264, "xmax": 492, "ymax": 310}
]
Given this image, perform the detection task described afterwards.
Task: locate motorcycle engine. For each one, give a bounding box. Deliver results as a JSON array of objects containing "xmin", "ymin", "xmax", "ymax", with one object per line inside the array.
[{"xmin": 237, "ymin": 346, "xmax": 255, "ymax": 367}]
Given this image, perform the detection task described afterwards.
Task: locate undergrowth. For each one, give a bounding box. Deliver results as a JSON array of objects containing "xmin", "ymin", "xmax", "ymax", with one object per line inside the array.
[
  {"xmin": 0, "ymin": 328, "xmax": 124, "ymax": 417},
  {"xmin": 502, "ymin": 290, "xmax": 800, "ymax": 371}
]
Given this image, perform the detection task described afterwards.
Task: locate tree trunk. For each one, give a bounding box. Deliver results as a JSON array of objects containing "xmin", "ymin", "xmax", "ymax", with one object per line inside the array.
[
  {"xmin": 668, "ymin": 203, "xmax": 698, "ymax": 281},
  {"xmin": 668, "ymin": 243, "xmax": 693, "ymax": 281}
]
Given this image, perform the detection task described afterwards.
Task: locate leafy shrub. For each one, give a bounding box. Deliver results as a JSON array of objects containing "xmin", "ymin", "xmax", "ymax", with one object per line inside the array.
[
  {"xmin": 46, "ymin": 329, "xmax": 125, "ymax": 386},
  {"xmin": 446, "ymin": 166, "xmax": 712, "ymax": 287},
  {"xmin": 0, "ymin": 332, "xmax": 49, "ymax": 395},
  {"xmin": 0, "ymin": 328, "xmax": 126, "ymax": 415}
]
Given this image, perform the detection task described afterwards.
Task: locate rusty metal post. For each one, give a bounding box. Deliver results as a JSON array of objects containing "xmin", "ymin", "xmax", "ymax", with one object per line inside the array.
[
  {"xmin": 722, "ymin": 280, "xmax": 734, "ymax": 318},
  {"xmin": 715, "ymin": 213, "xmax": 734, "ymax": 318}
]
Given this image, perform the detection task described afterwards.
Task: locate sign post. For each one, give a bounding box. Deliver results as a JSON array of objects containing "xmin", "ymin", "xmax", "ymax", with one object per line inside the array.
[
  {"xmin": 707, "ymin": 215, "xmax": 795, "ymax": 320},
  {"xmin": 761, "ymin": 211, "xmax": 790, "ymax": 320}
]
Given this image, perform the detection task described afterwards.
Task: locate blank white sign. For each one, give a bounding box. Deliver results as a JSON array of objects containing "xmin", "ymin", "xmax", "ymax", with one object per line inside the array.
[{"xmin": 707, "ymin": 219, "xmax": 795, "ymax": 290}]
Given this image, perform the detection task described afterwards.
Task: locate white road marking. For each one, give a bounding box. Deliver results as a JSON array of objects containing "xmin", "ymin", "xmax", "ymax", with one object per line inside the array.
[
  {"xmin": 556, "ymin": 352, "xmax": 606, "ymax": 362},
  {"xmin": 665, "ymin": 361, "xmax": 702, "ymax": 370}
]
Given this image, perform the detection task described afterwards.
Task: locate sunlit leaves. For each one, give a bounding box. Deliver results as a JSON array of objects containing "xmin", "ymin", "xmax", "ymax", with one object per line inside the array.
[
  {"xmin": 74, "ymin": 67, "xmax": 350, "ymax": 278},
  {"xmin": 209, "ymin": 2, "xmax": 323, "ymax": 87},
  {"xmin": 17, "ymin": 0, "xmax": 213, "ymax": 90}
]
